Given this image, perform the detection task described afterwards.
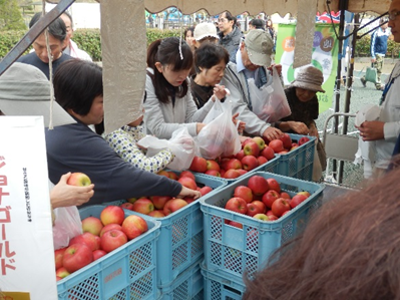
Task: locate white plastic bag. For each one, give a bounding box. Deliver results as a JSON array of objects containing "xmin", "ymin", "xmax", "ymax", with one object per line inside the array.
[
  {"xmin": 138, "ymin": 127, "xmax": 196, "ymax": 171},
  {"xmin": 52, "ymin": 206, "xmax": 83, "ymax": 250},
  {"xmin": 196, "ymin": 99, "xmax": 241, "ymax": 159},
  {"xmin": 249, "ymin": 69, "xmax": 291, "ymax": 123}
]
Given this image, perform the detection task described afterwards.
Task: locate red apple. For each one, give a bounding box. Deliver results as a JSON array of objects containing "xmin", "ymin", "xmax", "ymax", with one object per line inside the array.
[
  {"xmin": 266, "ymin": 178, "xmax": 281, "ymax": 193},
  {"xmin": 127, "ymin": 197, "xmax": 138, "ymax": 204},
  {"xmin": 223, "ymin": 169, "xmax": 241, "ymax": 179},
  {"xmin": 168, "ymin": 171, "xmax": 179, "ymax": 180},
  {"xmin": 99, "ymin": 223, "xmax": 123, "ymax": 237},
  {"xmin": 122, "ymin": 215, "xmax": 148, "ymax": 240},
  {"xmin": 266, "ymin": 210, "xmax": 276, "ymax": 217},
  {"xmin": 225, "ymin": 197, "xmax": 248, "ymax": 214},
  {"xmin": 279, "ymin": 150, "xmax": 289, "ymax": 154},
  {"xmin": 56, "ymin": 276, "xmax": 63, "ymax": 282},
  {"xmin": 179, "ymin": 170, "xmax": 196, "ymax": 181},
  {"xmin": 62, "ymin": 243, "xmax": 94, "ymax": 273},
  {"xmin": 247, "ymin": 175, "xmax": 269, "ymax": 196},
  {"xmin": 280, "ymin": 192, "xmax": 291, "ymax": 200},
  {"xmin": 199, "ymin": 186, "xmax": 213, "ymax": 196},
  {"xmin": 56, "ymin": 267, "xmax": 70, "ymax": 279},
  {"xmin": 268, "ymin": 139, "xmax": 284, "ymax": 153},
  {"xmin": 189, "ymin": 156, "xmax": 208, "ymax": 173},
  {"xmin": 290, "ymin": 143, "xmax": 299, "ymax": 151},
  {"xmin": 297, "ymin": 191, "xmax": 311, "ymax": 198},
  {"xmin": 148, "ymin": 210, "xmax": 166, "ymax": 218},
  {"xmin": 157, "ymin": 170, "xmax": 170, "ymax": 178},
  {"xmin": 163, "ymin": 198, "xmax": 188, "ymax": 216},
  {"xmin": 69, "ymin": 232, "xmax": 101, "ymax": 252},
  {"xmin": 257, "ymin": 156, "xmax": 268, "ymax": 165},
  {"xmin": 234, "ymin": 185, "xmax": 253, "ymax": 203},
  {"xmin": 120, "ymin": 202, "xmax": 135, "ymax": 211},
  {"xmin": 224, "ymin": 158, "xmax": 242, "ymax": 170},
  {"xmin": 132, "ymin": 198, "xmax": 154, "ymax": 215},
  {"xmin": 241, "ymin": 155, "xmax": 260, "ymax": 171},
  {"xmin": 100, "ymin": 229, "xmax": 128, "ymax": 253},
  {"xmin": 279, "ymin": 133, "xmax": 292, "ymax": 149},
  {"xmin": 178, "ymin": 177, "xmax": 197, "ymax": 190},
  {"xmin": 252, "ymin": 136, "xmax": 266, "ymax": 150},
  {"xmin": 206, "ymin": 159, "xmax": 220, "ymax": 171},
  {"xmin": 243, "ymin": 140, "xmax": 260, "ymax": 157},
  {"xmin": 100, "ymin": 205, "xmax": 125, "ymax": 226},
  {"xmin": 67, "ymin": 172, "xmax": 91, "ymax": 186},
  {"xmin": 247, "ymin": 200, "xmax": 266, "ymax": 217},
  {"xmin": 228, "ymin": 221, "xmax": 243, "ymax": 229},
  {"xmin": 150, "ymin": 195, "xmax": 171, "ymax": 210},
  {"xmin": 290, "ymin": 194, "xmax": 308, "ymax": 208},
  {"xmin": 262, "ymin": 189, "xmax": 280, "ymax": 208},
  {"xmin": 205, "ymin": 169, "xmax": 221, "ymax": 177},
  {"xmin": 253, "ymin": 213, "xmax": 270, "ymax": 221},
  {"xmin": 81, "ymin": 216, "xmax": 103, "ymax": 236},
  {"xmin": 235, "ymin": 149, "xmax": 245, "ymax": 161},
  {"xmin": 93, "ymin": 249, "xmax": 107, "ymax": 261},
  {"xmin": 54, "ymin": 248, "xmax": 66, "ymax": 270},
  {"xmin": 236, "ymin": 169, "xmax": 248, "ymax": 176},
  {"xmin": 298, "ymin": 136, "xmax": 310, "ymax": 146},
  {"xmin": 261, "ymin": 146, "xmax": 275, "ymax": 159},
  {"xmin": 271, "ymin": 198, "xmax": 291, "ymax": 217}
]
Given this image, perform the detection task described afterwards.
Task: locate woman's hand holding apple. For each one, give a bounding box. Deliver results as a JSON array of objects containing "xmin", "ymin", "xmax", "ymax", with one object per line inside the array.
[{"xmin": 178, "ymin": 185, "xmax": 201, "ymax": 200}]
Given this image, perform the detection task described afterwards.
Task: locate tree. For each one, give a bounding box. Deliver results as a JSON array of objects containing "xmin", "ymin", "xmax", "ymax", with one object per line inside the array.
[{"xmin": 0, "ymin": 0, "xmax": 27, "ymax": 30}]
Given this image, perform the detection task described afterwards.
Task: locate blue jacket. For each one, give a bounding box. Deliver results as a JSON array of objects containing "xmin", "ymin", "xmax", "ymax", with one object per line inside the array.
[{"xmin": 370, "ymin": 27, "xmax": 390, "ymax": 58}]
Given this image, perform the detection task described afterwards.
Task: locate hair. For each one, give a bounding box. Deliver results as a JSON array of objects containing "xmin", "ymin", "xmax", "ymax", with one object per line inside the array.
[
  {"xmin": 53, "ymin": 59, "xmax": 103, "ymax": 116},
  {"xmin": 146, "ymin": 37, "xmax": 193, "ymax": 103},
  {"xmin": 249, "ymin": 19, "xmax": 265, "ymax": 30},
  {"xmin": 194, "ymin": 43, "xmax": 229, "ymax": 74},
  {"xmin": 380, "ymin": 17, "xmax": 389, "ymax": 24},
  {"xmin": 184, "ymin": 26, "xmax": 195, "ymax": 39},
  {"xmin": 221, "ymin": 11, "xmax": 237, "ymax": 26},
  {"xmin": 243, "ymin": 160, "xmax": 400, "ymax": 300},
  {"xmin": 29, "ymin": 12, "xmax": 67, "ymax": 42},
  {"xmin": 62, "ymin": 11, "xmax": 73, "ymax": 30}
]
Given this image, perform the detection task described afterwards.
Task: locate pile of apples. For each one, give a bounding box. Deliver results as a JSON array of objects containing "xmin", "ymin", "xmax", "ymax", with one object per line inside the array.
[
  {"xmin": 189, "ymin": 134, "xmax": 310, "ymax": 179},
  {"xmin": 223, "ymin": 175, "xmax": 311, "ymax": 226},
  {"xmin": 120, "ymin": 170, "xmax": 213, "ymax": 218},
  {"xmin": 55, "ymin": 205, "xmax": 148, "ymax": 281}
]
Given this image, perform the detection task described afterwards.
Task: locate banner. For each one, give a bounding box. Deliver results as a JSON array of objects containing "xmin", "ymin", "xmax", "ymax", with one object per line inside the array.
[
  {"xmin": 0, "ymin": 116, "xmax": 57, "ymax": 300},
  {"xmin": 275, "ymin": 23, "xmax": 339, "ymax": 113}
]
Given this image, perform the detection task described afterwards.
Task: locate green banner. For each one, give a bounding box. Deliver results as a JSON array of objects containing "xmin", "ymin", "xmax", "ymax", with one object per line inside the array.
[{"xmin": 275, "ymin": 23, "xmax": 339, "ymax": 113}]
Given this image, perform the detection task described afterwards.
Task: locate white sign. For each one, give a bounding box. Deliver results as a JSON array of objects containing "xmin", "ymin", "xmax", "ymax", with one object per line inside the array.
[{"xmin": 0, "ymin": 117, "xmax": 57, "ymax": 300}]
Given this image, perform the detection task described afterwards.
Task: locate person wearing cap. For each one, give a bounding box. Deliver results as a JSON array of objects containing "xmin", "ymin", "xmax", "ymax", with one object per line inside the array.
[
  {"xmin": 44, "ymin": 59, "xmax": 201, "ymax": 206},
  {"xmin": 217, "ymin": 11, "xmax": 243, "ymax": 60},
  {"xmin": 248, "ymin": 19, "xmax": 265, "ymax": 30},
  {"xmin": 277, "ymin": 65, "xmax": 327, "ymax": 172},
  {"xmin": 192, "ymin": 22, "xmax": 220, "ymax": 49},
  {"xmin": 17, "ymin": 12, "xmax": 73, "ymax": 79},
  {"xmin": 0, "ymin": 62, "xmax": 95, "ymax": 210},
  {"xmin": 221, "ymin": 29, "xmax": 283, "ymax": 141}
]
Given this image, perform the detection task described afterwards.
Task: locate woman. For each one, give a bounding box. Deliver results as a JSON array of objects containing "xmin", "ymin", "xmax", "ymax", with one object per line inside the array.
[
  {"xmin": 144, "ymin": 37, "xmax": 227, "ymax": 139},
  {"xmin": 190, "ymin": 42, "xmax": 230, "ymax": 108},
  {"xmin": 46, "ymin": 59, "xmax": 201, "ymax": 206}
]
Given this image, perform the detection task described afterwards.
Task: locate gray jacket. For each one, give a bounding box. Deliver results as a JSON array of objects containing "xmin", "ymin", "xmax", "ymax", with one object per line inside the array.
[
  {"xmin": 220, "ymin": 62, "xmax": 272, "ymax": 136},
  {"xmin": 218, "ymin": 26, "xmax": 243, "ymax": 60}
]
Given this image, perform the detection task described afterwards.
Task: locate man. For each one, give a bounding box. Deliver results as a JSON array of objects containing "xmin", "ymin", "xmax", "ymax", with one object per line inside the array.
[
  {"xmin": 60, "ymin": 12, "xmax": 93, "ymax": 61},
  {"xmin": 217, "ymin": 11, "xmax": 243, "ymax": 60},
  {"xmin": 360, "ymin": 17, "xmax": 390, "ymax": 90},
  {"xmin": 356, "ymin": 0, "xmax": 400, "ymax": 176},
  {"xmin": 221, "ymin": 29, "xmax": 283, "ymax": 141},
  {"xmin": 17, "ymin": 12, "xmax": 72, "ymax": 79},
  {"xmin": 248, "ymin": 19, "xmax": 265, "ymax": 30}
]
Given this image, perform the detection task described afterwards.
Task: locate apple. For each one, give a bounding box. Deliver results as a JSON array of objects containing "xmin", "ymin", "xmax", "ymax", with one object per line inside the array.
[
  {"xmin": 253, "ymin": 213, "xmax": 270, "ymax": 221},
  {"xmin": 225, "ymin": 197, "xmax": 248, "ymax": 214},
  {"xmin": 235, "ymin": 149, "xmax": 245, "ymax": 161},
  {"xmin": 93, "ymin": 249, "xmax": 107, "ymax": 261},
  {"xmin": 120, "ymin": 202, "xmax": 135, "ymax": 211},
  {"xmin": 189, "ymin": 156, "xmax": 208, "ymax": 173},
  {"xmin": 241, "ymin": 155, "xmax": 260, "ymax": 171},
  {"xmin": 205, "ymin": 169, "xmax": 221, "ymax": 177},
  {"xmin": 100, "ymin": 205, "xmax": 125, "ymax": 226},
  {"xmin": 261, "ymin": 146, "xmax": 275, "ymax": 160},
  {"xmin": 223, "ymin": 169, "xmax": 241, "ymax": 179},
  {"xmin": 99, "ymin": 223, "xmax": 123, "ymax": 237},
  {"xmin": 178, "ymin": 177, "xmax": 197, "ymax": 190},
  {"xmin": 236, "ymin": 169, "xmax": 248, "ymax": 176},
  {"xmin": 81, "ymin": 216, "xmax": 103, "ymax": 236},
  {"xmin": 132, "ymin": 198, "xmax": 154, "ymax": 215},
  {"xmin": 290, "ymin": 143, "xmax": 299, "ymax": 151},
  {"xmin": 298, "ymin": 136, "xmax": 310, "ymax": 146},
  {"xmin": 252, "ymin": 136, "xmax": 266, "ymax": 150},
  {"xmin": 266, "ymin": 210, "xmax": 276, "ymax": 217},
  {"xmin": 247, "ymin": 200, "xmax": 266, "ymax": 217},
  {"xmin": 271, "ymin": 198, "xmax": 291, "ymax": 217},
  {"xmin": 199, "ymin": 186, "xmax": 213, "ymax": 196},
  {"xmin": 262, "ymin": 190, "xmax": 280, "ymax": 208},
  {"xmin": 148, "ymin": 210, "xmax": 166, "ymax": 218},
  {"xmin": 184, "ymin": 197, "xmax": 196, "ymax": 204},
  {"xmin": 163, "ymin": 198, "xmax": 188, "ymax": 216},
  {"xmin": 206, "ymin": 159, "xmax": 220, "ymax": 171},
  {"xmin": 122, "ymin": 215, "xmax": 148, "ymax": 240},
  {"xmin": 157, "ymin": 170, "xmax": 170, "ymax": 178},
  {"xmin": 266, "ymin": 178, "xmax": 281, "ymax": 193},
  {"xmin": 54, "ymin": 248, "xmax": 66, "ymax": 270},
  {"xmin": 297, "ymin": 191, "xmax": 311, "ymax": 198},
  {"xmin": 127, "ymin": 197, "xmax": 137, "ymax": 204},
  {"xmin": 268, "ymin": 139, "xmax": 284, "ymax": 153},
  {"xmin": 280, "ymin": 192, "xmax": 291, "ymax": 200},
  {"xmin": 69, "ymin": 232, "xmax": 101, "ymax": 252},
  {"xmin": 234, "ymin": 185, "xmax": 253, "ymax": 203},
  {"xmin": 243, "ymin": 140, "xmax": 260, "ymax": 157},
  {"xmin": 281, "ymin": 210, "xmax": 291, "ymax": 217},
  {"xmin": 63, "ymin": 243, "xmax": 94, "ymax": 273},
  {"xmin": 279, "ymin": 150, "xmax": 289, "ymax": 154},
  {"xmin": 150, "ymin": 195, "xmax": 171, "ymax": 210},
  {"xmin": 56, "ymin": 267, "xmax": 70, "ymax": 279},
  {"xmin": 247, "ymin": 175, "xmax": 269, "ymax": 196},
  {"xmin": 224, "ymin": 158, "xmax": 242, "ymax": 170},
  {"xmin": 179, "ymin": 170, "xmax": 196, "ymax": 181},
  {"xmin": 279, "ymin": 133, "xmax": 292, "ymax": 149},
  {"xmin": 56, "ymin": 276, "xmax": 63, "ymax": 282},
  {"xmin": 168, "ymin": 171, "xmax": 179, "ymax": 180},
  {"xmin": 67, "ymin": 172, "xmax": 91, "ymax": 186},
  {"xmin": 228, "ymin": 221, "xmax": 243, "ymax": 229},
  {"xmin": 100, "ymin": 229, "xmax": 128, "ymax": 253},
  {"xmin": 257, "ymin": 156, "xmax": 268, "ymax": 165},
  {"xmin": 267, "ymin": 214, "xmax": 278, "ymax": 221},
  {"xmin": 290, "ymin": 194, "xmax": 308, "ymax": 208}
]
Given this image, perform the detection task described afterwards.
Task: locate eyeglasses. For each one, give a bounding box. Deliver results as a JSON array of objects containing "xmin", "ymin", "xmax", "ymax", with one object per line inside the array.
[{"xmin": 388, "ymin": 11, "xmax": 400, "ymax": 21}]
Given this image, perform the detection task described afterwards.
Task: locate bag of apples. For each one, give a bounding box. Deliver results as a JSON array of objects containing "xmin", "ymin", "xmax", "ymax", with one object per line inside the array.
[{"xmin": 196, "ymin": 99, "xmax": 241, "ymax": 159}]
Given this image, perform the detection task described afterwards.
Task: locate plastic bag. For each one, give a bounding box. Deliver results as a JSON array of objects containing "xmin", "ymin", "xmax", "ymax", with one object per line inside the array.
[
  {"xmin": 249, "ymin": 69, "xmax": 291, "ymax": 123},
  {"xmin": 137, "ymin": 127, "xmax": 196, "ymax": 171},
  {"xmin": 52, "ymin": 206, "xmax": 82, "ymax": 250},
  {"xmin": 365, "ymin": 66, "xmax": 378, "ymax": 83},
  {"xmin": 196, "ymin": 99, "xmax": 241, "ymax": 159}
]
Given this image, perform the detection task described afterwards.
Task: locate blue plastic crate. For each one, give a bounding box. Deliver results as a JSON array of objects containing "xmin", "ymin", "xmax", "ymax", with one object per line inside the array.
[
  {"xmin": 119, "ymin": 173, "xmax": 227, "ymax": 288},
  {"xmin": 201, "ymin": 263, "xmax": 246, "ymax": 300},
  {"xmin": 200, "ymin": 171, "xmax": 324, "ymax": 282},
  {"xmin": 57, "ymin": 205, "xmax": 160, "ymax": 300},
  {"xmin": 273, "ymin": 133, "xmax": 316, "ymax": 181},
  {"xmin": 160, "ymin": 258, "xmax": 203, "ymax": 300}
]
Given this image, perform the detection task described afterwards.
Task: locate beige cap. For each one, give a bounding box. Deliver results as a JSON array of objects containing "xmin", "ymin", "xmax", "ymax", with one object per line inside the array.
[
  {"xmin": 194, "ymin": 23, "xmax": 219, "ymax": 41},
  {"xmin": 244, "ymin": 29, "xmax": 273, "ymax": 66}
]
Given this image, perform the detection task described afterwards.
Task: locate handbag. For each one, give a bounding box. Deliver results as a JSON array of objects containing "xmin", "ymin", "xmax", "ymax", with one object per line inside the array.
[{"xmin": 365, "ymin": 66, "xmax": 378, "ymax": 83}]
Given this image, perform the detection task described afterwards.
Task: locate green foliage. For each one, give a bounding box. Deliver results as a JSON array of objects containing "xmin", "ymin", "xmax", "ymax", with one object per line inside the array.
[
  {"xmin": 0, "ymin": 0, "xmax": 27, "ymax": 30},
  {"xmin": 73, "ymin": 29, "xmax": 102, "ymax": 61},
  {"xmin": 146, "ymin": 28, "xmax": 180, "ymax": 46},
  {"xmin": 0, "ymin": 30, "xmax": 28, "ymax": 59}
]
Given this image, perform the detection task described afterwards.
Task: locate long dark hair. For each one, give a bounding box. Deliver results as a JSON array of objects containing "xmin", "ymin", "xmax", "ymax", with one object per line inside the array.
[
  {"xmin": 146, "ymin": 37, "xmax": 193, "ymax": 103},
  {"xmin": 243, "ymin": 159, "xmax": 400, "ymax": 300}
]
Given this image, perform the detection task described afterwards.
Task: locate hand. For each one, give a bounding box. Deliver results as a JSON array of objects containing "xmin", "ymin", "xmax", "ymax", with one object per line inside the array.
[
  {"xmin": 50, "ymin": 172, "xmax": 95, "ymax": 208},
  {"xmin": 177, "ymin": 185, "xmax": 201, "ymax": 200},
  {"xmin": 356, "ymin": 120, "xmax": 385, "ymax": 141},
  {"xmin": 262, "ymin": 127, "xmax": 283, "ymax": 141},
  {"xmin": 212, "ymin": 84, "xmax": 228, "ymax": 101},
  {"xmin": 232, "ymin": 112, "xmax": 246, "ymax": 134},
  {"xmin": 267, "ymin": 64, "xmax": 282, "ymax": 76},
  {"xmin": 288, "ymin": 121, "xmax": 309, "ymax": 135},
  {"xmin": 308, "ymin": 123, "xmax": 319, "ymax": 138},
  {"xmin": 371, "ymin": 58, "xmax": 377, "ymax": 63},
  {"xmin": 196, "ymin": 123, "xmax": 206, "ymax": 134}
]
